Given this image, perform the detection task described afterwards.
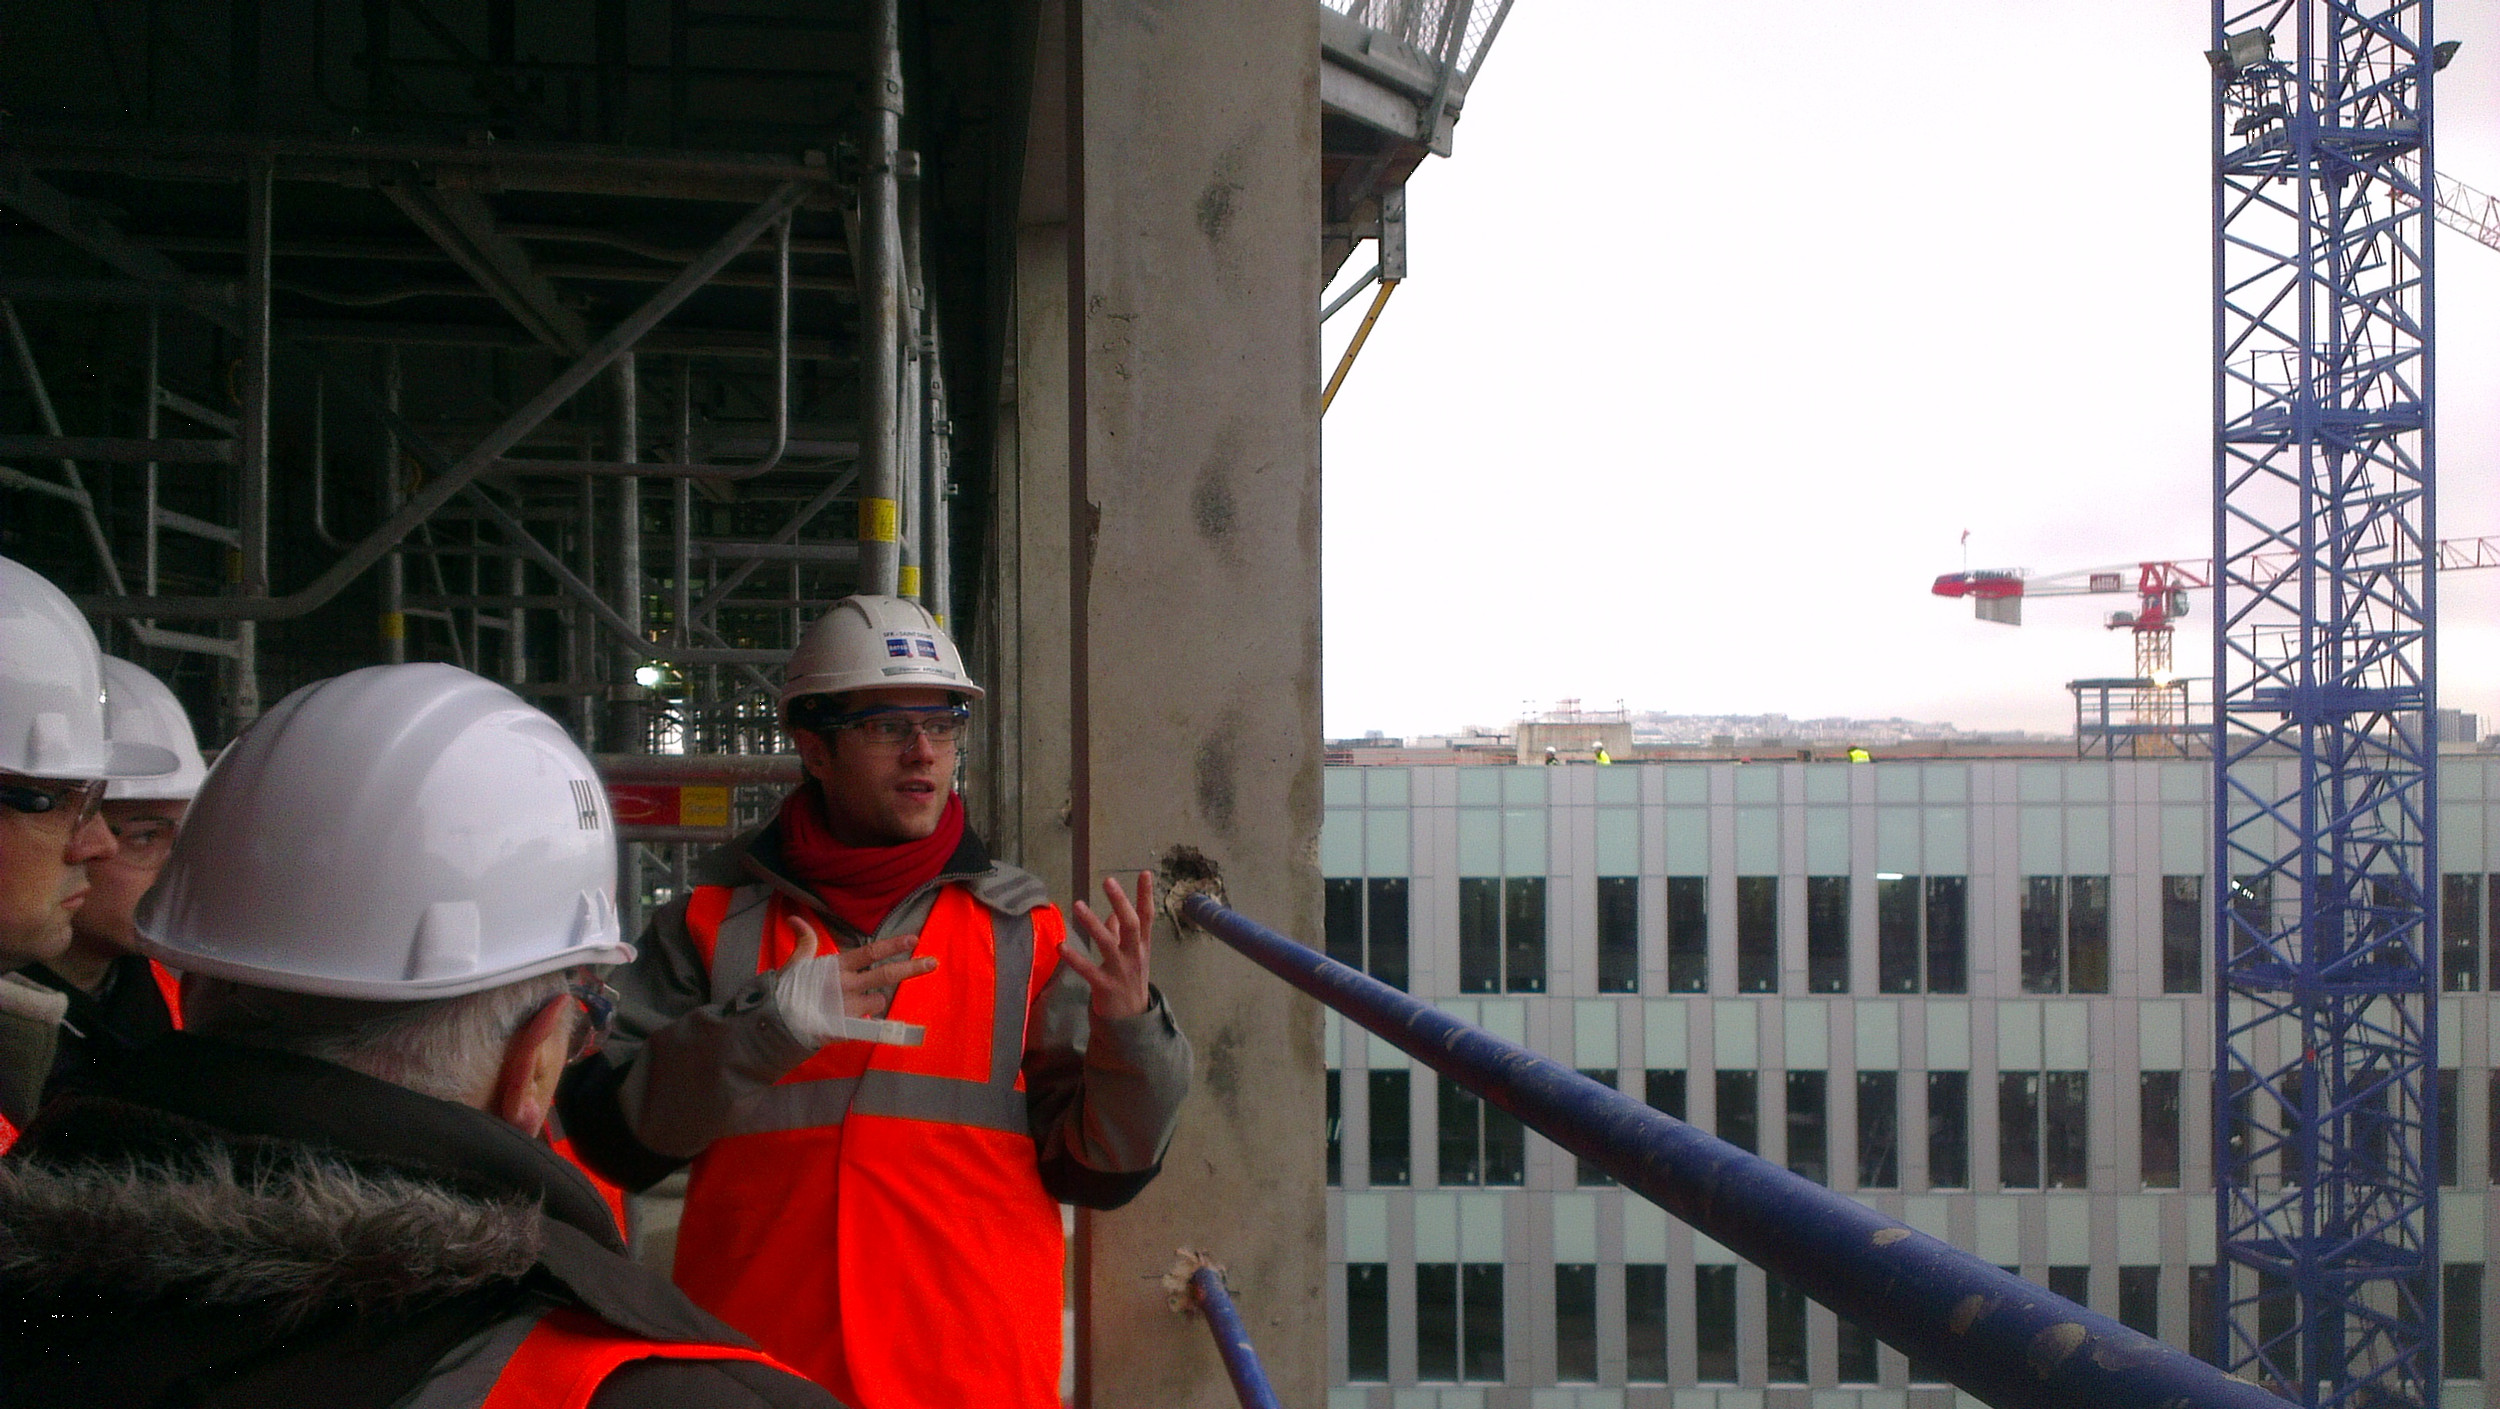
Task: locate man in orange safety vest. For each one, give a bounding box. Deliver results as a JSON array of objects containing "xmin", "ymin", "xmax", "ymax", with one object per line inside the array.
[{"xmin": 557, "ymin": 595, "xmax": 1192, "ymax": 1409}]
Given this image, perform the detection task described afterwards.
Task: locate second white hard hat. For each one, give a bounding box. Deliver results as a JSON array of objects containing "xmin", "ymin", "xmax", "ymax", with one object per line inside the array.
[
  {"xmin": 101, "ymin": 657, "xmax": 209, "ymax": 801},
  {"xmin": 779, "ymin": 594, "xmax": 983, "ymax": 714},
  {"xmin": 138, "ymin": 663, "xmax": 631, "ymax": 1000},
  {"xmin": 0, "ymin": 556, "xmax": 178, "ymax": 781}
]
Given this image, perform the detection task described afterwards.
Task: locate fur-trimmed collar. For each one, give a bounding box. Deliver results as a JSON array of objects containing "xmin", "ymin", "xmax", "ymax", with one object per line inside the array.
[{"xmin": 0, "ymin": 1112, "xmax": 539, "ymax": 1327}]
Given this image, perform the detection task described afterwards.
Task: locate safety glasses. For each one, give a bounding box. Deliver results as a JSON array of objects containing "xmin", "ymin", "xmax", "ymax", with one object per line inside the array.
[
  {"xmin": 565, "ymin": 977, "xmax": 621, "ymax": 1064},
  {"xmin": 824, "ymin": 704, "xmax": 972, "ymax": 749},
  {"xmin": 0, "ymin": 776, "xmax": 109, "ymax": 836}
]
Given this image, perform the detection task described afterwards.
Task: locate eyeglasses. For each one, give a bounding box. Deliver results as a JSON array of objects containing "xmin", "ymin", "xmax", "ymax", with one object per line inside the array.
[
  {"xmin": 824, "ymin": 705, "xmax": 972, "ymax": 749},
  {"xmin": 565, "ymin": 977, "xmax": 620, "ymax": 1064},
  {"xmin": 107, "ymin": 816, "xmax": 181, "ymax": 860},
  {"xmin": 0, "ymin": 777, "xmax": 109, "ymax": 835}
]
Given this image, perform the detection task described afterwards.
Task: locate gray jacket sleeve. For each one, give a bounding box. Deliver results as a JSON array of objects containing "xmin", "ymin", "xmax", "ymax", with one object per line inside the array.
[
  {"xmin": 1021, "ymin": 915, "xmax": 1192, "ymax": 1209},
  {"xmin": 558, "ymin": 891, "xmax": 817, "ymax": 1185},
  {"xmin": 0, "ymin": 973, "xmax": 67, "ymax": 1127}
]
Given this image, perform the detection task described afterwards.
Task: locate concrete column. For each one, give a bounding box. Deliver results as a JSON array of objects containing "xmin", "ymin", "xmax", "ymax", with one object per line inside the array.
[
  {"xmin": 1064, "ymin": 0, "xmax": 1324, "ymax": 1402},
  {"xmin": 974, "ymin": 0, "xmax": 1075, "ymax": 894}
]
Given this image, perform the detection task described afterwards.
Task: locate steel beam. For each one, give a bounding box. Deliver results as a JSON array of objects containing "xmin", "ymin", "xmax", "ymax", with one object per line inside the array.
[
  {"xmin": 457, "ymin": 484, "xmax": 782, "ymax": 667},
  {"xmin": 4, "ymin": 123, "xmax": 836, "ymax": 204},
  {"xmin": 40, "ymin": 179, "xmax": 814, "ymax": 619},
  {"xmin": 0, "ymin": 435, "xmax": 233, "ymax": 464},
  {"xmin": 382, "ymin": 180, "xmax": 592, "ymax": 356}
]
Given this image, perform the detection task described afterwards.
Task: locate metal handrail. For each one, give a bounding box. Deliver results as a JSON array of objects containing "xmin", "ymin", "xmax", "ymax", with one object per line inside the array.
[
  {"xmin": 1174, "ymin": 888, "xmax": 2290, "ymax": 1409},
  {"xmin": 1168, "ymin": 1252, "xmax": 1284, "ymax": 1409}
]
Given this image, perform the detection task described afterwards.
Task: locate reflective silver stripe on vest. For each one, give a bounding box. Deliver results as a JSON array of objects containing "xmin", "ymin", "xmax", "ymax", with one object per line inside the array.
[
  {"xmin": 398, "ymin": 1306, "xmax": 548, "ymax": 1409},
  {"xmin": 725, "ymin": 1068, "xmax": 1032, "ymax": 1136},
  {"xmin": 706, "ymin": 886, "xmax": 774, "ymax": 1006},
  {"xmin": 717, "ymin": 910, "xmax": 1039, "ymax": 1138},
  {"xmin": 988, "ymin": 910, "xmax": 1035, "ymax": 1085}
]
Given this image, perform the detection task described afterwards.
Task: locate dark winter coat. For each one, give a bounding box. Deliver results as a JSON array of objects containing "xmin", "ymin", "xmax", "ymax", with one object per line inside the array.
[{"xmin": 0, "ymin": 1032, "xmax": 840, "ymax": 1409}]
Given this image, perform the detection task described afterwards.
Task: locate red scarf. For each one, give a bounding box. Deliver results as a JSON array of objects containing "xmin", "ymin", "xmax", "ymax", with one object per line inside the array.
[{"xmin": 775, "ymin": 784, "xmax": 966, "ymax": 937}]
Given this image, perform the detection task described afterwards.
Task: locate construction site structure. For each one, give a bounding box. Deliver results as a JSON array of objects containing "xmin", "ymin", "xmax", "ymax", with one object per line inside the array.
[
  {"xmin": 2212, "ymin": 4, "xmax": 2443, "ymax": 1403},
  {"xmin": 1934, "ymin": 535, "xmax": 2500, "ymax": 761},
  {"xmin": 0, "ymin": 2, "xmax": 1515, "ymax": 1400}
]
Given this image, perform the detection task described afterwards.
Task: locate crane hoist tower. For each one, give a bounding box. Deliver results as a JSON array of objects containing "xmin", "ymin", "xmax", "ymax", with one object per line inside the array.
[{"xmin": 2211, "ymin": 5, "xmax": 2445, "ymax": 1404}]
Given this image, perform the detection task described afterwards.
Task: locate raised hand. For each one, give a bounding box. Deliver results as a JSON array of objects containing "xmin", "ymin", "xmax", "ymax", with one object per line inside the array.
[{"xmin": 1063, "ymin": 871, "xmax": 1154, "ymax": 1020}]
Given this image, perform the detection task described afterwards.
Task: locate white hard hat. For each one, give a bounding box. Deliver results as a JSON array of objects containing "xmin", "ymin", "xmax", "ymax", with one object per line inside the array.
[
  {"xmin": 779, "ymin": 594, "xmax": 983, "ymax": 714},
  {"xmin": 0, "ymin": 556, "xmax": 178, "ymax": 781},
  {"xmin": 101, "ymin": 656, "xmax": 209, "ymax": 801},
  {"xmin": 137, "ymin": 663, "xmax": 631, "ymax": 1000}
]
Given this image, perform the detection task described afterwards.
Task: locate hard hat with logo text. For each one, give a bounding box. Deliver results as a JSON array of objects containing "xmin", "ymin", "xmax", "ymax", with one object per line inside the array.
[
  {"xmin": 779, "ymin": 594, "xmax": 983, "ymax": 717},
  {"xmin": 137, "ymin": 663, "xmax": 631, "ymax": 999},
  {"xmin": 0, "ymin": 555, "xmax": 177, "ymax": 782},
  {"xmin": 100, "ymin": 657, "xmax": 209, "ymax": 801}
]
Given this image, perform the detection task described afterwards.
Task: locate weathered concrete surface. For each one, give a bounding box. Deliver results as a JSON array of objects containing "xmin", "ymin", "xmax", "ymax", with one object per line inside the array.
[
  {"xmin": 977, "ymin": 0, "xmax": 1324, "ymax": 1401},
  {"xmin": 1066, "ymin": 0, "xmax": 1325, "ymax": 1402}
]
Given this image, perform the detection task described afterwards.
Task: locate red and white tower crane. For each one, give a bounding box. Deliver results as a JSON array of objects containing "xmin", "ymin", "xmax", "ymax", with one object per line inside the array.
[
  {"xmin": 1935, "ymin": 535, "xmax": 2500, "ymax": 675},
  {"xmin": 1934, "ymin": 537, "xmax": 2500, "ymax": 754}
]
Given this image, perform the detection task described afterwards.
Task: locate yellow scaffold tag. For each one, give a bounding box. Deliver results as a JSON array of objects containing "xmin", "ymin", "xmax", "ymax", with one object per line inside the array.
[{"xmin": 861, "ymin": 497, "xmax": 899, "ymax": 543}]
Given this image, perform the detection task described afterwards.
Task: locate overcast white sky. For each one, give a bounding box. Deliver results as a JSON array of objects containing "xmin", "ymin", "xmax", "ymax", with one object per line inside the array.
[{"xmin": 1319, "ymin": 0, "xmax": 2500, "ymax": 740}]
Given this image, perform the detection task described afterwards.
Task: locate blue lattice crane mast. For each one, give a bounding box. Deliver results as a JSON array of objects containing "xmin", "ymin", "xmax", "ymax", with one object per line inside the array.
[{"xmin": 2210, "ymin": 8, "xmax": 2458, "ymax": 1406}]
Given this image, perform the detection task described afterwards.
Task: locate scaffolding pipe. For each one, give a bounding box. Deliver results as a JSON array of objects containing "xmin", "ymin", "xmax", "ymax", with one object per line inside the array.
[
  {"xmin": 75, "ymin": 181, "xmax": 812, "ymax": 620},
  {"xmin": 1172, "ymin": 889, "xmax": 2291, "ymax": 1409},
  {"xmin": 921, "ymin": 325, "xmax": 950, "ymax": 627},
  {"xmin": 143, "ymin": 309, "xmax": 160, "ymax": 597},
  {"xmin": 1, "ymin": 301, "xmax": 126, "ymax": 594},
  {"xmin": 1178, "ymin": 1261, "xmax": 1282, "ymax": 1409},
  {"xmin": 675, "ymin": 360, "xmax": 694, "ymax": 647},
  {"xmin": 1319, "ymin": 278, "xmax": 1397, "ymax": 414},
  {"xmin": 898, "ymin": 154, "xmax": 925, "ymax": 603},
  {"xmin": 460, "ymin": 484, "xmax": 783, "ymax": 668},
  {"xmin": 228, "ymin": 157, "xmax": 272, "ymax": 731},
  {"xmin": 595, "ymin": 753, "xmax": 803, "ymax": 786},
  {"xmin": 380, "ymin": 347, "xmax": 407, "ymax": 663},
  {"xmin": 612, "ymin": 353, "xmax": 646, "ymax": 940},
  {"xmin": 856, "ymin": 0, "xmax": 904, "ymax": 594}
]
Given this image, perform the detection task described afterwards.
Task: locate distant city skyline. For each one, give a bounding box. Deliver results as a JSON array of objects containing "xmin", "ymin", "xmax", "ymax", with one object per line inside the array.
[{"xmin": 1338, "ymin": 707, "xmax": 2062, "ymax": 746}]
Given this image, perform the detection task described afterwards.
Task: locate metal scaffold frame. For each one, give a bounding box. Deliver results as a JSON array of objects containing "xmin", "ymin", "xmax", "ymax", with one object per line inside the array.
[
  {"xmin": 0, "ymin": 0, "xmax": 971, "ymax": 936},
  {"xmin": 2211, "ymin": 3, "xmax": 2441, "ymax": 1403}
]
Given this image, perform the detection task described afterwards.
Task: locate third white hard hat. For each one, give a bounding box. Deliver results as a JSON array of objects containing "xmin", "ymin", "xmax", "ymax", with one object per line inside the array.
[
  {"xmin": 137, "ymin": 663, "xmax": 631, "ymax": 1000},
  {"xmin": 100, "ymin": 657, "xmax": 209, "ymax": 801},
  {"xmin": 0, "ymin": 555, "xmax": 176, "ymax": 781},
  {"xmin": 778, "ymin": 594, "xmax": 983, "ymax": 714}
]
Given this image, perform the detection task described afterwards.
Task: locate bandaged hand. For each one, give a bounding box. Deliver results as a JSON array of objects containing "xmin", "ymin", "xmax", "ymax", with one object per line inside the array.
[{"xmin": 771, "ymin": 916, "xmax": 937, "ymax": 1049}]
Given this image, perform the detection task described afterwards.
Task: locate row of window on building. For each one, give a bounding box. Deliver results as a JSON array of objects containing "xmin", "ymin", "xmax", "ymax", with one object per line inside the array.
[
  {"xmin": 1328, "ymin": 872, "xmax": 2500, "ymax": 996},
  {"xmin": 1338, "ymin": 1260, "xmax": 2490, "ymax": 1386},
  {"xmin": 1331, "ymin": 1065, "xmax": 2500, "ymax": 1192}
]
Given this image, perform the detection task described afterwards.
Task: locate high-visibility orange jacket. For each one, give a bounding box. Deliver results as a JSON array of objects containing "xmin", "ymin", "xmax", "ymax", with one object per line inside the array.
[
  {"xmin": 673, "ymin": 883, "xmax": 1066, "ymax": 1402},
  {"xmin": 557, "ymin": 819, "xmax": 1193, "ymax": 1409},
  {"xmin": 148, "ymin": 959, "xmax": 183, "ymax": 1028},
  {"xmin": 480, "ymin": 1306, "xmax": 783, "ymax": 1409},
  {"xmin": 0, "ymin": 1029, "xmax": 838, "ymax": 1409}
]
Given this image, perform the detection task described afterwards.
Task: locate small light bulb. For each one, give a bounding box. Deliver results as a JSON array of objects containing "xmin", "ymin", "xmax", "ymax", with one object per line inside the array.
[{"xmin": 634, "ymin": 665, "xmax": 665, "ymax": 689}]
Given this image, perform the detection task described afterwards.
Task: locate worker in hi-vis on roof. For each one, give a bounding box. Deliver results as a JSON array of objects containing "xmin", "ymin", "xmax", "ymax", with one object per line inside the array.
[
  {"xmin": 20, "ymin": 656, "xmax": 208, "ymax": 1101},
  {"xmin": 1, "ymin": 663, "xmax": 837, "ymax": 1409},
  {"xmin": 558, "ymin": 595, "xmax": 1192, "ymax": 1408},
  {"xmin": 0, "ymin": 557, "xmax": 177, "ymax": 1149}
]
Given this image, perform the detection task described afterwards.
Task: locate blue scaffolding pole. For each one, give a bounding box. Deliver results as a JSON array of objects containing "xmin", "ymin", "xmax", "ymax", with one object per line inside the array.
[
  {"xmin": 2211, "ymin": 4, "xmax": 2442, "ymax": 1405},
  {"xmin": 1176, "ymin": 888, "xmax": 2291, "ymax": 1409}
]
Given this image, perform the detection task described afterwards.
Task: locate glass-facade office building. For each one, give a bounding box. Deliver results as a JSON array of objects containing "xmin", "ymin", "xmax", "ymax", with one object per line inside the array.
[{"xmin": 1321, "ymin": 758, "xmax": 2500, "ymax": 1409}]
